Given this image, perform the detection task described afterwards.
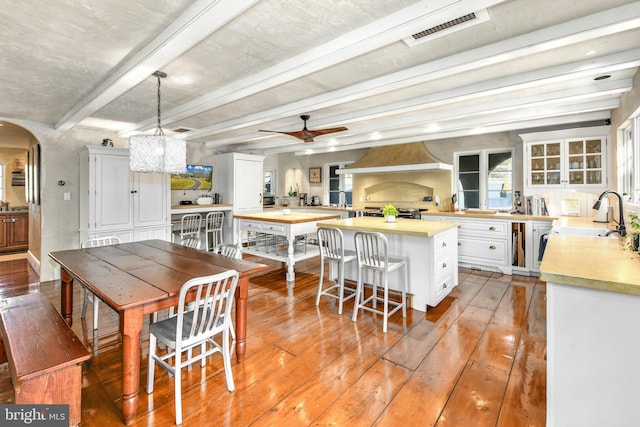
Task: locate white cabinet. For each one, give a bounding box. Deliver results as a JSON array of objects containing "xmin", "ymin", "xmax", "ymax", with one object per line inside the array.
[
  {"xmin": 216, "ymin": 152, "xmax": 265, "ymax": 243},
  {"xmin": 455, "ymin": 217, "xmax": 510, "ymax": 272},
  {"xmin": 521, "ymin": 126, "xmax": 609, "ymax": 192},
  {"xmin": 431, "ymin": 228, "xmax": 458, "ymax": 305},
  {"xmin": 530, "ymin": 220, "xmax": 553, "ymax": 273},
  {"xmin": 80, "ymin": 146, "xmax": 170, "ymax": 243}
]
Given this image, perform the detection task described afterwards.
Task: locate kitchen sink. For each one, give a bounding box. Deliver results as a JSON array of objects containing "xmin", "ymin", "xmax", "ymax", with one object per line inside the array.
[{"xmin": 550, "ymin": 226, "xmax": 611, "ymax": 237}]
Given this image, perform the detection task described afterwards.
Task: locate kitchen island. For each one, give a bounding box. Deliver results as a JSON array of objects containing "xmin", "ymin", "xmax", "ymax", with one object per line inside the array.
[
  {"xmin": 234, "ymin": 211, "xmax": 340, "ymax": 284},
  {"xmin": 316, "ymin": 216, "xmax": 459, "ymax": 311},
  {"xmin": 540, "ymin": 222, "xmax": 640, "ymax": 427}
]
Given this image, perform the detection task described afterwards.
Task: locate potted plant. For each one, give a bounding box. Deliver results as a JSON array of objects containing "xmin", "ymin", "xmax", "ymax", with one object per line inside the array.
[
  {"xmin": 628, "ymin": 212, "xmax": 640, "ymax": 251},
  {"xmin": 382, "ymin": 204, "xmax": 399, "ymax": 223}
]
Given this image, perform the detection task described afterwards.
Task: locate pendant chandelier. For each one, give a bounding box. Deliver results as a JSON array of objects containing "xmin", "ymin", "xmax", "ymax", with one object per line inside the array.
[{"xmin": 129, "ymin": 71, "xmax": 186, "ymax": 174}]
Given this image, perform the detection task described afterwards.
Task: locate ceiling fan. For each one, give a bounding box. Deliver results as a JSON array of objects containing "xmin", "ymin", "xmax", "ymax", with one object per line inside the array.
[{"xmin": 259, "ymin": 114, "xmax": 348, "ymax": 143}]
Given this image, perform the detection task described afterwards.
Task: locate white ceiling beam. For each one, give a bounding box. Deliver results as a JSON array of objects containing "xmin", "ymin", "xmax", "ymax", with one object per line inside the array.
[
  {"xmin": 55, "ymin": 0, "xmax": 259, "ymax": 132},
  {"xmin": 289, "ymin": 112, "xmax": 612, "ymax": 156},
  {"xmin": 119, "ymin": 0, "xmax": 507, "ymax": 136},
  {"xmin": 195, "ymin": 5, "xmax": 640, "ymax": 142},
  {"xmin": 190, "ymin": 2, "xmax": 640, "ymax": 142},
  {"xmin": 224, "ymin": 74, "xmax": 640, "ymax": 149}
]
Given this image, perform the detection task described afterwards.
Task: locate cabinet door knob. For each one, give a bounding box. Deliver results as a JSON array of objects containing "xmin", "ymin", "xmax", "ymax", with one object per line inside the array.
[
  {"xmin": 442, "ymin": 283, "xmax": 448, "ymax": 289},
  {"xmin": 489, "ymin": 226, "xmax": 496, "ymax": 230},
  {"xmin": 442, "ymin": 262, "xmax": 447, "ymax": 268},
  {"xmin": 489, "ymin": 245, "xmax": 496, "ymax": 249},
  {"xmin": 130, "ymin": 190, "xmax": 138, "ymax": 194},
  {"xmin": 441, "ymin": 241, "xmax": 447, "ymax": 247},
  {"xmin": 458, "ymin": 242, "xmax": 462, "ymax": 246}
]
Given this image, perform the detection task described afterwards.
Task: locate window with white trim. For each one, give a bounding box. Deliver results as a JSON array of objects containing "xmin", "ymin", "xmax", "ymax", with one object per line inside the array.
[
  {"xmin": 455, "ymin": 149, "xmax": 513, "ymax": 210},
  {"xmin": 620, "ymin": 113, "xmax": 640, "ymax": 204},
  {"xmin": 325, "ymin": 162, "xmax": 352, "ymax": 206}
]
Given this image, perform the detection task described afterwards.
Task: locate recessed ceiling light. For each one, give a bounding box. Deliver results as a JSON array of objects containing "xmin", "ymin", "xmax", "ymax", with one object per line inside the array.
[
  {"xmin": 424, "ymin": 123, "xmax": 440, "ymax": 132},
  {"xmin": 594, "ymin": 75, "xmax": 611, "ymax": 81},
  {"xmin": 585, "ymin": 50, "xmax": 596, "ymax": 56},
  {"xmin": 170, "ymin": 75, "xmax": 192, "ymax": 85},
  {"xmin": 370, "ymin": 132, "xmax": 382, "ymax": 140},
  {"xmin": 304, "ymin": 149, "xmax": 314, "ymax": 155},
  {"xmin": 328, "ymin": 146, "xmax": 336, "ymax": 152},
  {"xmin": 327, "ymin": 139, "xmax": 337, "ymax": 146}
]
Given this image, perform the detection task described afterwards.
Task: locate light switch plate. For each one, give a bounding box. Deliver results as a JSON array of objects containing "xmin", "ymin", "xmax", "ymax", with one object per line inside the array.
[{"xmin": 64, "ymin": 192, "xmax": 71, "ymax": 201}]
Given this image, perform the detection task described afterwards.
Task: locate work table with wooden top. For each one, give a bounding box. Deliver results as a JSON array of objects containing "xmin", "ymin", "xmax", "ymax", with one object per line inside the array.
[{"xmin": 316, "ymin": 216, "xmax": 458, "ymax": 237}]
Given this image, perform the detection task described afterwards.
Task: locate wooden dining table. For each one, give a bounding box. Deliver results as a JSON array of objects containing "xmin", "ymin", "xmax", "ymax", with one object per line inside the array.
[{"xmin": 49, "ymin": 239, "xmax": 267, "ymax": 425}]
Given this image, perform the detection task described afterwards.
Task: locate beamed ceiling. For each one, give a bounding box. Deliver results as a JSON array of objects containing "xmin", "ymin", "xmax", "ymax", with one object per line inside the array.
[{"xmin": 1, "ymin": 0, "xmax": 639, "ymax": 155}]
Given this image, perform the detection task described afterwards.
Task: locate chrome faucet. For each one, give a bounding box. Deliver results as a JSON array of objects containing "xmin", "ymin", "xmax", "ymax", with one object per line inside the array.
[{"xmin": 593, "ymin": 190, "xmax": 626, "ymax": 237}]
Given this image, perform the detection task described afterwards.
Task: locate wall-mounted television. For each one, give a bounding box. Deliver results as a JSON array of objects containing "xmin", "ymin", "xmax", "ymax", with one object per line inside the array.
[{"xmin": 170, "ymin": 164, "xmax": 213, "ymax": 190}]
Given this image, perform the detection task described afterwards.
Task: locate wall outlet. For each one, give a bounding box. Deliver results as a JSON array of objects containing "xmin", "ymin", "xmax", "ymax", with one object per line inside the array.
[{"xmin": 63, "ymin": 192, "xmax": 71, "ymax": 201}]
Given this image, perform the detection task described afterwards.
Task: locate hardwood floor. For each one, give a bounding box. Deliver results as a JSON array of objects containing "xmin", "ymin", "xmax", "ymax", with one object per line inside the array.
[{"xmin": 0, "ymin": 257, "xmax": 546, "ymax": 426}]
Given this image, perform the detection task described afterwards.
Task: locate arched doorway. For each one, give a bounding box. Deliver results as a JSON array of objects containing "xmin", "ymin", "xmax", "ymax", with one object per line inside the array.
[{"xmin": 0, "ymin": 121, "xmax": 35, "ymax": 261}]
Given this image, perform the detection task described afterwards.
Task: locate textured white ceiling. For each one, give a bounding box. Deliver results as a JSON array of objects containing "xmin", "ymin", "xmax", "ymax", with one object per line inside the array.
[{"xmin": 0, "ymin": 0, "xmax": 639, "ymax": 154}]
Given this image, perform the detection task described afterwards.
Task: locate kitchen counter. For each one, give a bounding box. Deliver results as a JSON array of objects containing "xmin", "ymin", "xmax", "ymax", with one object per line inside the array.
[
  {"xmin": 234, "ymin": 211, "xmax": 340, "ymax": 224},
  {"xmin": 421, "ymin": 210, "xmax": 555, "ymax": 221},
  {"xmin": 316, "ymin": 216, "xmax": 457, "ymax": 237},
  {"xmin": 170, "ymin": 203, "xmax": 232, "ymax": 214},
  {"xmin": 316, "ymin": 216, "xmax": 459, "ymax": 309},
  {"xmin": 541, "ymin": 216, "xmax": 640, "ymax": 426}
]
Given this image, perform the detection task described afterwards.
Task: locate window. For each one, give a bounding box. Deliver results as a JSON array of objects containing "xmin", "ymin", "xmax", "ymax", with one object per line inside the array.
[
  {"xmin": 455, "ymin": 149, "xmax": 513, "ymax": 210},
  {"xmin": 325, "ymin": 162, "xmax": 352, "ymax": 206},
  {"xmin": 620, "ymin": 115, "xmax": 640, "ymax": 204},
  {"xmin": 264, "ymin": 169, "xmax": 275, "ymax": 195}
]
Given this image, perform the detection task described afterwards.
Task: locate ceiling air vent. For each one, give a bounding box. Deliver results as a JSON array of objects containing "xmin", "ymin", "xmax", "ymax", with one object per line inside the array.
[{"xmin": 403, "ymin": 9, "xmax": 489, "ymax": 47}]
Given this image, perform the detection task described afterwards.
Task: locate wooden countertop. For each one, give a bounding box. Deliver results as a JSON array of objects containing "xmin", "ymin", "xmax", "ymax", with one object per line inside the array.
[
  {"xmin": 540, "ymin": 216, "xmax": 640, "ymax": 296},
  {"xmin": 171, "ymin": 203, "xmax": 232, "ymax": 210},
  {"xmin": 316, "ymin": 216, "xmax": 458, "ymax": 237},
  {"xmin": 421, "ymin": 211, "xmax": 555, "ymax": 221},
  {"xmin": 234, "ymin": 211, "xmax": 340, "ymax": 224}
]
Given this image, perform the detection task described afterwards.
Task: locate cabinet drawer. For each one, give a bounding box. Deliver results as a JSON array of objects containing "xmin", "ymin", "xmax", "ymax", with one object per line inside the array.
[
  {"xmin": 261, "ymin": 223, "xmax": 285, "ymax": 234},
  {"xmin": 457, "ymin": 219, "xmax": 509, "ymax": 237},
  {"xmin": 435, "ymin": 228, "xmax": 457, "ymax": 253},
  {"xmin": 458, "ymin": 237, "xmax": 508, "ymax": 264},
  {"xmin": 239, "ymin": 220, "xmax": 262, "ymax": 231},
  {"xmin": 433, "ymin": 271, "xmax": 455, "ymax": 305},
  {"xmin": 435, "ymin": 253, "xmax": 455, "ymax": 282}
]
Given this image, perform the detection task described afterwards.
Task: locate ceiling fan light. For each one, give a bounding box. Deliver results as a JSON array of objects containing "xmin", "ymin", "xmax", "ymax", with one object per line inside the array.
[{"xmin": 129, "ymin": 135, "xmax": 186, "ymax": 173}]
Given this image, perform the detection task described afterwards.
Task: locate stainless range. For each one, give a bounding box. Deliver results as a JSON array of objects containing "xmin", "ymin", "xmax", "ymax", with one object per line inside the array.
[{"xmin": 361, "ymin": 206, "xmax": 423, "ymax": 219}]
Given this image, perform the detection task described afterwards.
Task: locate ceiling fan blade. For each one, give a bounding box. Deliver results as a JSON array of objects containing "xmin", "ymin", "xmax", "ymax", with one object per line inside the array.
[
  {"xmin": 259, "ymin": 116, "xmax": 347, "ymax": 143},
  {"xmin": 306, "ymin": 126, "xmax": 348, "ymax": 137}
]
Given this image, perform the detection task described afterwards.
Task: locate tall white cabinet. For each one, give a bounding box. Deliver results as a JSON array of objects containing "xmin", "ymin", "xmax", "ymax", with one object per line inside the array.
[
  {"xmin": 216, "ymin": 152, "xmax": 264, "ymax": 243},
  {"xmin": 79, "ymin": 146, "xmax": 171, "ymax": 243}
]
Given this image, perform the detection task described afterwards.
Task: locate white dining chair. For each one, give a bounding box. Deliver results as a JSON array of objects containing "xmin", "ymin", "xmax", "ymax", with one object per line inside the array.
[
  {"xmin": 80, "ymin": 236, "xmax": 121, "ymax": 331},
  {"xmin": 352, "ymin": 231, "xmax": 407, "ymax": 333},
  {"xmin": 178, "ymin": 213, "xmax": 202, "ymax": 249},
  {"xmin": 204, "ymin": 212, "xmax": 224, "ymax": 251},
  {"xmin": 211, "ymin": 243, "xmax": 242, "ymax": 259},
  {"xmin": 315, "ymin": 227, "xmax": 357, "ymax": 315},
  {"xmin": 147, "ymin": 270, "xmax": 239, "ymax": 425}
]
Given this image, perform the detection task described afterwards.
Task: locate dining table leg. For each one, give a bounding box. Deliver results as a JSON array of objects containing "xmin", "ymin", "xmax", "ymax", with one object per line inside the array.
[
  {"xmin": 235, "ymin": 275, "xmax": 249, "ymax": 363},
  {"xmin": 120, "ymin": 307, "xmax": 144, "ymax": 425},
  {"xmin": 60, "ymin": 268, "xmax": 74, "ymax": 326}
]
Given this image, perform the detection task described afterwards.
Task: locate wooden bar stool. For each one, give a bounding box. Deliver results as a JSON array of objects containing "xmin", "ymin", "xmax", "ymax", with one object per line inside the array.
[
  {"xmin": 315, "ymin": 227, "xmax": 357, "ymax": 315},
  {"xmin": 352, "ymin": 231, "xmax": 407, "ymax": 333}
]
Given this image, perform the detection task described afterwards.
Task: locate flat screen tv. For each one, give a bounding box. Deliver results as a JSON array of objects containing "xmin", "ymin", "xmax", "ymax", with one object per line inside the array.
[{"xmin": 170, "ymin": 164, "xmax": 213, "ymax": 190}]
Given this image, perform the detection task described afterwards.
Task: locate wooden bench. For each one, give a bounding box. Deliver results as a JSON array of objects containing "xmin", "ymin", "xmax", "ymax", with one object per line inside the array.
[{"xmin": 0, "ymin": 293, "xmax": 90, "ymax": 426}]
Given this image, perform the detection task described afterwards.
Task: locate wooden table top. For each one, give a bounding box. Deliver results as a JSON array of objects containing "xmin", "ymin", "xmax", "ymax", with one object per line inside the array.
[
  {"xmin": 49, "ymin": 240, "xmax": 268, "ymax": 311},
  {"xmin": 316, "ymin": 216, "xmax": 458, "ymax": 237},
  {"xmin": 234, "ymin": 211, "xmax": 340, "ymax": 224}
]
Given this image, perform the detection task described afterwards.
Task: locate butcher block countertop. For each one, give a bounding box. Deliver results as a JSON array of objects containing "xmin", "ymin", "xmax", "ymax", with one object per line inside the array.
[
  {"xmin": 540, "ymin": 216, "xmax": 640, "ymax": 296},
  {"xmin": 234, "ymin": 211, "xmax": 340, "ymax": 224},
  {"xmin": 421, "ymin": 210, "xmax": 555, "ymax": 221},
  {"xmin": 316, "ymin": 216, "xmax": 458, "ymax": 238}
]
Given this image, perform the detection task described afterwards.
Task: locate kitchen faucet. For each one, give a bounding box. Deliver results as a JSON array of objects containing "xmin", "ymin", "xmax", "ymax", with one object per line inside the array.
[{"xmin": 593, "ymin": 190, "xmax": 626, "ymax": 237}]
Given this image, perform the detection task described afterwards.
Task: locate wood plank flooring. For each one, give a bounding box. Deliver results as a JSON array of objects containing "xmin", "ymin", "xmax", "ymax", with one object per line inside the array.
[{"xmin": 0, "ymin": 256, "xmax": 546, "ymax": 426}]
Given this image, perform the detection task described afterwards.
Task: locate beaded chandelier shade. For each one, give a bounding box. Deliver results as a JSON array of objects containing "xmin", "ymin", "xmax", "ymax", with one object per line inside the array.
[{"xmin": 129, "ymin": 71, "xmax": 186, "ymax": 174}]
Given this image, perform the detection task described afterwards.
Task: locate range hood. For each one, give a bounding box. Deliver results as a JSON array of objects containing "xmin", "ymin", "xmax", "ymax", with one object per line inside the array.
[{"xmin": 336, "ymin": 142, "xmax": 452, "ymax": 174}]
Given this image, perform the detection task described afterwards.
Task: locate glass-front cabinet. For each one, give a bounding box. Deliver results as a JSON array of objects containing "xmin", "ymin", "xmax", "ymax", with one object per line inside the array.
[{"xmin": 522, "ymin": 129, "xmax": 607, "ymax": 190}]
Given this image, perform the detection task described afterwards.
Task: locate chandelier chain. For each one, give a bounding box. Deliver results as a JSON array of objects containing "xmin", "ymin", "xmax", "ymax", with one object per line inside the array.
[{"xmin": 155, "ymin": 72, "xmax": 165, "ymax": 136}]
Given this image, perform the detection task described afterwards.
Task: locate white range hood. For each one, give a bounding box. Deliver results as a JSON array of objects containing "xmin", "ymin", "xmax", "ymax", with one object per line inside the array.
[{"xmin": 336, "ymin": 142, "xmax": 451, "ymax": 174}]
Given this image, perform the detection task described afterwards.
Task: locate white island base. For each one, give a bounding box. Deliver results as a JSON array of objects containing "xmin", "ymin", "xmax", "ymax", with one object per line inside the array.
[{"xmin": 316, "ymin": 217, "xmax": 459, "ymax": 311}]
